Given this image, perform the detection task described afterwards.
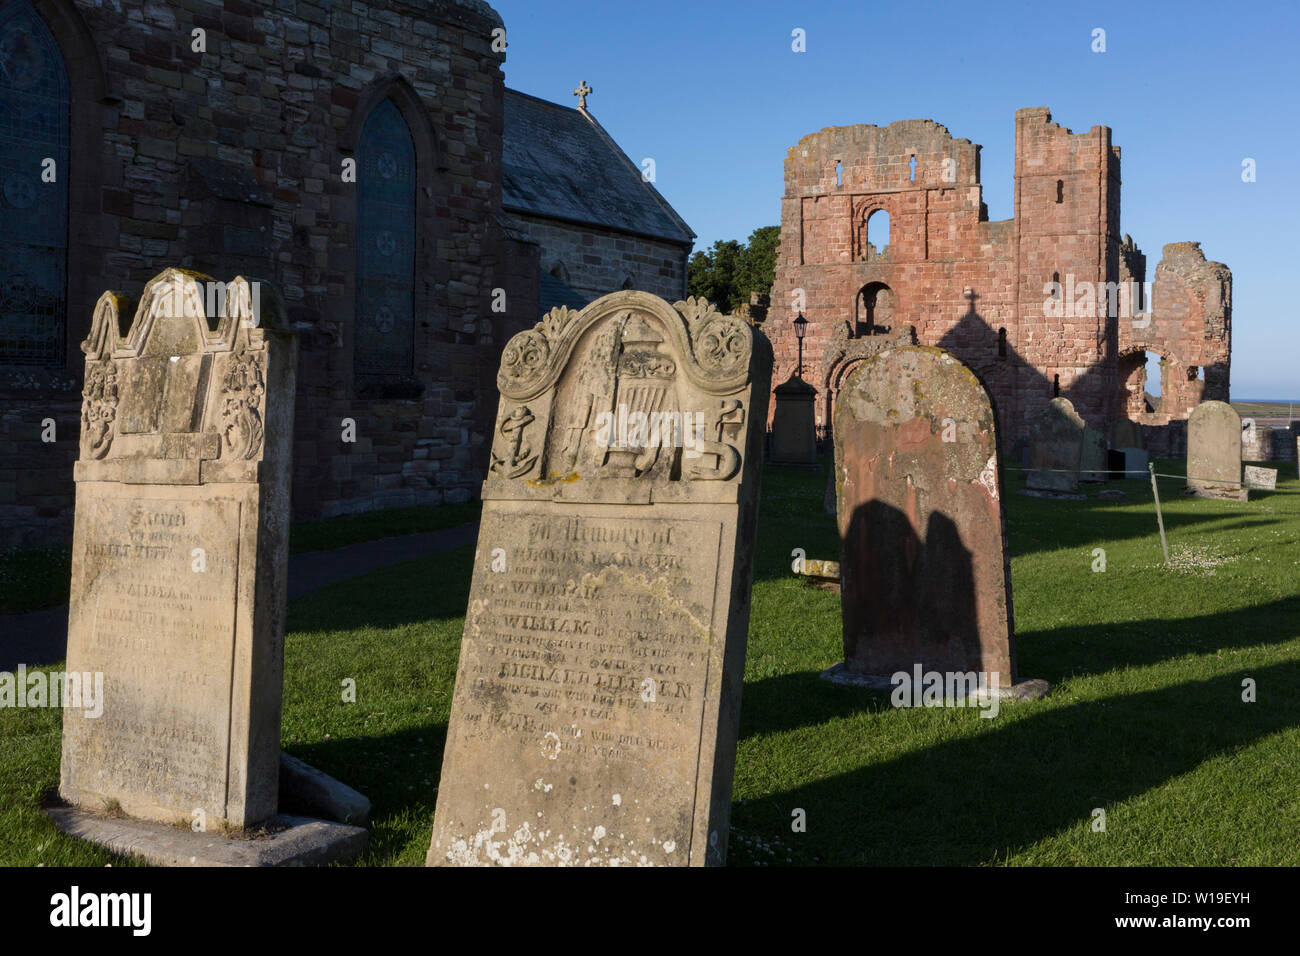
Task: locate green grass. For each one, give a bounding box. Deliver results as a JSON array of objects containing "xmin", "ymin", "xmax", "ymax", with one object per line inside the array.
[
  {"xmin": 287, "ymin": 501, "xmax": 481, "ymax": 555},
  {"xmin": 2, "ymin": 459, "xmax": 1298, "ymax": 866}
]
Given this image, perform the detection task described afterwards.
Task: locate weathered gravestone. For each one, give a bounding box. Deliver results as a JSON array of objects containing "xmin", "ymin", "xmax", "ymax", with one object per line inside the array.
[
  {"xmin": 1080, "ymin": 426, "xmax": 1108, "ymax": 482},
  {"xmin": 1186, "ymin": 400, "xmax": 1246, "ymax": 500},
  {"xmin": 54, "ymin": 269, "xmax": 365, "ymax": 865},
  {"xmin": 1112, "ymin": 418, "xmax": 1144, "ymax": 451},
  {"xmin": 825, "ymin": 346, "xmax": 1044, "ymax": 698},
  {"xmin": 427, "ymin": 292, "xmax": 771, "ymax": 866},
  {"xmin": 1025, "ymin": 397, "xmax": 1084, "ymax": 493},
  {"xmin": 1244, "ymin": 465, "xmax": 1277, "ymax": 491}
]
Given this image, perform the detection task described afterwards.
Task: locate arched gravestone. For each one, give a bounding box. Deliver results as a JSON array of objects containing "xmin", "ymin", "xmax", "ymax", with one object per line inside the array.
[
  {"xmin": 1186, "ymin": 400, "xmax": 1246, "ymax": 500},
  {"xmin": 827, "ymin": 346, "xmax": 1042, "ymax": 698},
  {"xmin": 428, "ymin": 292, "xmax": 771, "ymax": 867},
  {"xmin": 1026, "ymin": 397, "xmax": 1085, "ymax": 493}
]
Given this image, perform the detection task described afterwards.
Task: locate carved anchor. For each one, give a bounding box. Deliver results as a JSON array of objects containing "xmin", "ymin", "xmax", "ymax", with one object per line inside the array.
[{"xmin": 491, "ymin": 405, "xmax": 538, "ymax": 478}]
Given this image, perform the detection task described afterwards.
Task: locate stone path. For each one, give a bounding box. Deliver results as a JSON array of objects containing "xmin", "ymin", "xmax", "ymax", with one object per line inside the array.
[{"xmin": 0, "ymin": 522, "xmax": 479, "ymax": 671}]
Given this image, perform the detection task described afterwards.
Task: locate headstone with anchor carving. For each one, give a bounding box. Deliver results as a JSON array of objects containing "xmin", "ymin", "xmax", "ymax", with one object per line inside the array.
[{"xmin": 427, "ymin": 290, "xmax": 771, "ymax": 866}]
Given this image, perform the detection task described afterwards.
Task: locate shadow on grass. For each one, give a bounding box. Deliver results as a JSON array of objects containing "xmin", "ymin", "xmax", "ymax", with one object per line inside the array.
[
  {"xmin": 751, "ymin": 458, "xmax": 1282, "ymax": 583},
  {"xmin": 734, "ymin": 660, "xmax": 1300, "ymax": 865},
  {"xmin": 286, "ymin": 544, "xmax": 477, "ymax": 634},
  {"xmin": 1017, "ymin": 594, "xmax": 1300, "ymax": 684},
  {"xmin": 286, "ymin": 720, "xmax": 449, "ymax": 865}
]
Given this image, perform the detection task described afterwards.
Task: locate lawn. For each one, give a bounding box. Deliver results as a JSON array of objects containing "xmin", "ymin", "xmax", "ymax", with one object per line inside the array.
[{"xmin": 2, "ymin": 458, "xmax": 1298, "ymax": 866}]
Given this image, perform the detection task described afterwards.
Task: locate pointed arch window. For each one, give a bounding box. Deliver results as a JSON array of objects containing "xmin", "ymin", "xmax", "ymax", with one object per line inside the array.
[
  {"xmin": 0, "ymin": 0, "xmax": 69, "ymax": 367},
  {"xmin": 355, "ymin": 99, "xmax": 416, "ymax": 377}
]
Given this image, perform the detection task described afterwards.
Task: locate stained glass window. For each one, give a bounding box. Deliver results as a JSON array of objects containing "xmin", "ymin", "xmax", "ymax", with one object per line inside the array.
[
  {"xmin": 355, "ymin": 99, "xmax": 416, "ymax": 377},
  {"xmin": 0, "ymin": 0, "xmax": 68, "ymax": 367}
]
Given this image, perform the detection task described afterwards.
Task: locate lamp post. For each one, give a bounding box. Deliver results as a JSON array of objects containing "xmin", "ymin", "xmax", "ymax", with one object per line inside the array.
[{"xmin": 793, "ymin": 312, "xmax": 808, "ymax": 380}]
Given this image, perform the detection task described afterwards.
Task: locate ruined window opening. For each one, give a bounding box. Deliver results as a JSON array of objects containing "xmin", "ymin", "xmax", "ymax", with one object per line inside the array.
[
  {"xmin": 1053, "ymin": 374, "xmax": 1060, "ymax": 397},
  {"xmin": 1056, "ymin": 179, "xmax": 1064, "ymax": 203},
  {"xmin": 1143, "ymin": 351, "xmax": 1164, "ymax": 414},
  {"xmin": 1051, "ymin": 271, "xmax": 1060, "ymax": 299},
  {"xmin": 1187, "ymin": 365, "xmax": 1201, "ymax": 381},
  {"xmin": 909, "ymin": 155, "xmax": 917, "ymax": 182},
  {"xmin": 835, "ymin": 160, "xmax": 842, "ymax": 187},
  {"xmin": 866, "ymin": 209, "xmax": 889, "ymax": 257},
  {"xmin": 998, "ymin": 327, "xmax": 1007, "ymax": 358},
  {"xmin": 856, "ymin": 282, "xmax": 893, "ymax": 336}
]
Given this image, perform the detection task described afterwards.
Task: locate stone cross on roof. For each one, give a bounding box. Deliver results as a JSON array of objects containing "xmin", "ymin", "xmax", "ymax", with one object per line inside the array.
[{"xmin": 573, "ymin": 80, "xmax": 592, "ymax": 110}]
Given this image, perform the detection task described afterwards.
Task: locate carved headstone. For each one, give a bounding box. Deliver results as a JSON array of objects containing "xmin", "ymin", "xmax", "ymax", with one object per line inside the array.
[
  {"xmin": 60, "ymin": 270, "xmax": 296, "ymax": 829},
  {"xmin": 427, "ymin": 291, "xmax": 771, "ymax": 866},
  {"xmin": 1026, "ymin": 397, "xmax": 1085, "ymax": 492},
  {"xmin": 828, "ymin": 346, "xmax": 1038, "ymax": 697},
  {"xmin": 1186, "ymin": 400, "xmax": 1246, "ymax": 500}
]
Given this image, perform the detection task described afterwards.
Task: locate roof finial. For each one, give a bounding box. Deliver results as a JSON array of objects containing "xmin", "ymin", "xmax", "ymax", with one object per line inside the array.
[{"xmin": 573, "ymin": 80, "xmax": 592, "ymax": 110}]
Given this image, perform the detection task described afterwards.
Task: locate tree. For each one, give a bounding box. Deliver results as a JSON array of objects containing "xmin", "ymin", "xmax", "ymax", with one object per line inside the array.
[{"xmin": 687, "ymin": 227, "xmax": 780, "ymax": 313}]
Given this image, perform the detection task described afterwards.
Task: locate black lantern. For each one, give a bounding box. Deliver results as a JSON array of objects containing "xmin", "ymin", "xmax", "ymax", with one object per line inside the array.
[{"xmin": 793, "ymin": 312, "xmax": 808, "ymax": 379}]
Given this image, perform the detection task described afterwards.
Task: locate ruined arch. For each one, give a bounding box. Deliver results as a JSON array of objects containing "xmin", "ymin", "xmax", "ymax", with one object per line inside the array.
[{"xmin": 854, "ymin": 281, "xmax": 895, "ymax": 336}]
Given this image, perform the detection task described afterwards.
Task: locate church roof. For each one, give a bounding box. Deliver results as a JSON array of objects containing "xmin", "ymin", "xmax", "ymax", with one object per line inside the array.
[{"xmin": 502, "ymin": 89, "xmax": 696, "ymax": 246}]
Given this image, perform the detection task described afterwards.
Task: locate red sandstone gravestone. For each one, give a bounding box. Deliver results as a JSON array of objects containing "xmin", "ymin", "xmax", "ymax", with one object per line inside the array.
[
  {"xmin": 825, "ymin": 346, "xmax": 1044, "ymax": 699},
  {"xmin": 427, "ymin": 291, "xmax": 771, "ymax": 866}
]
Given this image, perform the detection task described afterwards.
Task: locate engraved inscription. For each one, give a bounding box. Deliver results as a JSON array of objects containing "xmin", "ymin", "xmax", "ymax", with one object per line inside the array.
[
  {"xmin": 63, "ymin": 495, "xmax": 240, "ymax": 818},
  {"xmin": 433, "ymin": 512, "xmax": 722, "ymax": 866}
]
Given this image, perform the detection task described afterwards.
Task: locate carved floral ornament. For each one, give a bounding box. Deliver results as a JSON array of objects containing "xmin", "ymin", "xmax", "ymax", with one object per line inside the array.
[{"xmin": 497, "ymin": 292, "xmax": 754, "ymax": 401}]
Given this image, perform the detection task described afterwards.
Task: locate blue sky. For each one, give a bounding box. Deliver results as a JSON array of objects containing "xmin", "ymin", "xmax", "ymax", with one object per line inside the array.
[{"xmin": 493, "ymin": 0, "xmax": 1299, "ymax": 399}]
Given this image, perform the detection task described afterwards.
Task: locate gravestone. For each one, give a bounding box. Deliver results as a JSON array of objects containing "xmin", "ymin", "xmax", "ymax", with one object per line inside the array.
[
  {"xmin": 826, "ymin": 346, "xmax": 1042, "ymax": 698},
  {"xmin": 1244, "ymin": 465, "xmax": 1277, "ymax": 490},
  {"xmin": 770, "ymin": 374, "xmax": 818, "ymax": 465},
  {"xmin": 1080, "ymin": 426, "xmax": 1108, "ymax": 482},
  {"xmin": 1112, "ymin": 418, "xmax": 1143, "ymax": 450},
  {"xmin": 1026, "ymin": 397, "xmax": 1084, "ymax": 493},
  {"xmin": 1186, "ymin": 400, "xmax": 1246, "ymax": 500},
  {"xmin": 55, "ymin": 270, "xmax": 365, "ymax": 864},
  {"xmin": 427, "ymin": 292, "xmax": 771, "ymax": 867}
]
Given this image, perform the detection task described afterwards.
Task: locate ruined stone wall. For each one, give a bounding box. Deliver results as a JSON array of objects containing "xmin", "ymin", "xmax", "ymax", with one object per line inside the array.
[
  {"xmin": 1117, "ymin": 241, "xmax": 1232, "ymax": 427},
  {"xmin": 1, "ymin": 0, "xmax": 522, "ymax": 544},
  {"xmin": 515, "ymin": 212, "xmax": 690, "ymax": 307},
  {"xmin": 766, "ymin": 106, "xmax": 1229, "ymax": 449}
]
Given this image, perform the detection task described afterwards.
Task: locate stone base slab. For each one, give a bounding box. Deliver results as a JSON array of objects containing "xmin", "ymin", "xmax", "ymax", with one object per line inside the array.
[
  {"xmin": 46, "ymin": 804, "xmax": 368, "ymax": 867},
  {"xmin": 819, "ymin": 662, "xmax": 1051, "ymax": 701},
  {"xmin": 1183, "ymin": 486, "xmax": 1249, "ymax": 502}
]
